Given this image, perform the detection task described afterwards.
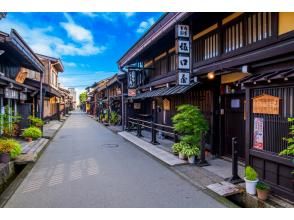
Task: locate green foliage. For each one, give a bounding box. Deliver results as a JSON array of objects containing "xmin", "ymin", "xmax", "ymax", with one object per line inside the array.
[
  {"xmin": 279, "ymin": 118, "xmax": 294, "ymax": 156},
  {"xmin": 0, "ymin": 105, "xmax": 21, "ymax": 137},
  {"xmin": 172, "ymin": 104, "xmax": 208, "ymax": 146},
  {"xmin": 79, "ymin": 91, "xmax": 87, "ymax": 105},
  {"xmin": 256, "ymin": 181, "xmax": 270, "ymax": 191},
  {"xmin": 181, "ymin": 145, "xmax": 200, "ymax": 157},
  {"xmin": 22, "ymin": 127, "xmax": 42, "ymax": 140},
  {"xmin": 28, "ymin": 116, "xmax": 44, "ymax": 128},
  {"xmin": 245, "ymin": 166, "xmax": 258, "ymax": 181},
  {"xmin": 0, "ymin": 138, "xmax": 22, "ymax": 158},
  {"xmin": 172, "ymin": 142, "xmax": 183, "ymax": 154},
  {"xmin": 110, "ymin": 111, "xmax": 119, "ymax": 125}
]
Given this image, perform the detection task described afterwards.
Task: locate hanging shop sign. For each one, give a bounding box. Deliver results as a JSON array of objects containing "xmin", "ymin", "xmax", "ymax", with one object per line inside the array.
[
  {"xmin": 252, "ymin": 94, "xmax": 280, "ymax": 115},
  {"xmin": 19, "ymin": 92, "xmax": 28, "ymax": 101},
  {"xmin": 116, "ymin": 88, "xmax": 122, "ymax": 95},
  {"xmin": 177, "ymin": 25, "xmax": 189, "ymax": 38},
  {"xmin": 178, "ymin": 55, "xmax": 190, "ymax": 70},
  {"xmin": 163, "ymin": 98, "xmax": 170, "ymax": 111},
  {"xmin": 133, "ymin": 103, "xmax": 141, "ymax": 110},
  {"xmin": 176, "ymin": 24, "xmax": 191, "ymax": 86},
  {"xmin": 15, "ymin": 68, "xmax": 28, "ymax": 84},
  {"xmin": 178, "ymin": 72, "xmax": 190, "ymax": 85},
  {"xmin": 127, "ymin": 70, "xmax": 137, "ymax": 89},
  {"xmin": 253, "ymin": 117, "xmax": 264, "ymax": 150},
  {"xmin": 128, "ymin": 89, "xmax": 136, "ymax": 97},
  {"xmin": 4, "ymin": 88, "xmax": 19, "ymax": 99}
]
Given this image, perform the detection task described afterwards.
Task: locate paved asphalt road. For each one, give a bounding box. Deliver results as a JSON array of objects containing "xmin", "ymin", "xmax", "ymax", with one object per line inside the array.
[{"xmin": 5, "ymin": 113, "xmax": 225, "ymax": 208}]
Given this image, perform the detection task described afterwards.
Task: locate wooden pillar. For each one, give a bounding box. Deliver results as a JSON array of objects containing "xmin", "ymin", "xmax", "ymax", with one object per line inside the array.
[{"xmin": 245, "ymin": 87, "xmax": 251, "ymax": 166}]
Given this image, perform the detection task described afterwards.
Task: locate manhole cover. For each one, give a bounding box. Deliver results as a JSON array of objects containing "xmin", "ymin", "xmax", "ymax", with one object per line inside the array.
[{"xmin": 102, "ymin": 144, "xmax": 119, "ymax": 148}]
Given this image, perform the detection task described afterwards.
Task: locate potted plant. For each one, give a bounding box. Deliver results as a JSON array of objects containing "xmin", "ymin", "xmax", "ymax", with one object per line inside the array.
[
  {"xmin": 183, "ymin": 146, "xmax": 200, "ymax": 164},
  {"xmin": 256, "ymin": 181, "xmax": 270, "ymax": 201},
  {"xmin": 0, "ymin": 139, "xmax": 22, "ymax": 163},
  {"xmin": 22, "ymin": 126, "xmax": 42, "ymax": 141},
  {"xmin": 244, "ymin": 166, "xmax": 259, "ymax": 195},
  {"xmin": 177, "ymin": 142, "xmax": 189, "ymax": 160},
  {"xmin": 28, "ymin": 116, "xmax": 44, "ymax": 128},
  {"xmin": 172, "ymin": 142, "xmax": 182, "ymax": 156}
]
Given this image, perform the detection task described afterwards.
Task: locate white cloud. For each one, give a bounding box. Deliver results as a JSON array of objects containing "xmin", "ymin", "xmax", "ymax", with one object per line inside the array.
[
  {"xmin": 124, "ymin": 12, "xmax": 136, "ymax": 17},
  {"xmin": 0, "ymin": 14, "xmax": 106, "ymax": 57},
  {"xmin": 81, "ymin": 12, "xmax": 98, "ymax": 18},
  {"xmin": 136, "ymin": 17, "xmax": 155, "ymax": 34},
  {"xmin": 60, "ymin": 21, "xmax": 93, "ymax": 43},
  {"xmin": 63, "ymin": 61, "xmax": 77, "ymax": 67}
]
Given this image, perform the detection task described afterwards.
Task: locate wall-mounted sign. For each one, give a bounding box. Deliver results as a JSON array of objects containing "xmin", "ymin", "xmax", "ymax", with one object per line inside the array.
[
  {"xmin": 252, "ymin": 94, "xmax": 280, "ymax": 115},
  {"xmin": 19, "ymin": 92, "xmax": 27, "ymax": 101},
  {"xmin": 253, "ymin": 117, "xmax": 264, "ymax": 150},
  {"xmin": 176, "ymin": 24, "xmax": 190, "ymax": 86},
  {"xmin": 128, "ymin": 89, "xmax": 136, "ymax": 97},
  {"xmin": 177, "ymin": 25, "xmax": 189, "ymax": 38},
  {"xmin": 178, "ymin": 55, "xmax": 190, "ymax": 70},
  {"xmin": 15, "ymin": 68, "xmax": 28, "ymax": 84},
  {"xmin": 178, "ymin": 72, "xmax": 190, "ymax": 86},
  {"xmin": 178, "ymin": 40, "xmax": 190, "ymax": 54},
  {"xmin": 116, "ymin": 88, "xmax": 122, "ymax": 95},
  {"xmin": 163, "ymin": 98, "xmax": 170, "ymax": 111},
  {"xmin": 128, "ymin": 70, "xmax": 137, "ymax": 88},
  {"xmin": 4, "ymin": 88, "xmax": 19, "ymax": 99},
  {"xmin": 231, "ymin": 99, "xmax": 240, "ymax": 108},
  {"xmin": 134, "ymin": 103, "xmax": 141, "ymax": 110}
]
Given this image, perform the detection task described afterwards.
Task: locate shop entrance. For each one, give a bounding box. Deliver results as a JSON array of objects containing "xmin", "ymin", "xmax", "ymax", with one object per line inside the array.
[{"xmin": 222, "ymin": 92, "xmax": 246, "ymax": 160}]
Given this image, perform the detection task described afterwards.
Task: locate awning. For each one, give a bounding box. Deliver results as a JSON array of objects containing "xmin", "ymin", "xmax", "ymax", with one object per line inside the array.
[
  {"xmin": 237, "ymin": 69, "xmax": 294, "ymax": 85},
  {"xmin": 131, "ymin": 82, "xmax": 199, "ymax": 99}
]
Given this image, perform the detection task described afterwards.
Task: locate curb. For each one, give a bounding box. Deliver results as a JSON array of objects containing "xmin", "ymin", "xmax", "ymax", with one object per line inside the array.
[
  {"xmin": 0, "ymin": 116, "xmax": 68, "ymax": 208},
  {"xmin": 118, "ymin": 131, "xmax": 240, "ymax": 208}
]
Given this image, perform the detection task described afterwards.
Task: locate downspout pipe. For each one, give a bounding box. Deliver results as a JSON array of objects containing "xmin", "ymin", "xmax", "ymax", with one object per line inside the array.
[{"xmin": 119, "ymin": 67, "xmax": 128, "ymax": 131}]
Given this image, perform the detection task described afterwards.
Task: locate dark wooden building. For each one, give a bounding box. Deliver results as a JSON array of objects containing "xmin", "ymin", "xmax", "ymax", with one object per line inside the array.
[{"xmin": 118, "ymin": 12, "xmax": 294, "ymax": 201}]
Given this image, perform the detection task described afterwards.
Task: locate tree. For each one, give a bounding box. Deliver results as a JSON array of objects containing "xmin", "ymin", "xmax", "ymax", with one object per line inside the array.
[
  {"xmin": 172, "ymin": 104, "xmax": 208, "ymax": 146},
  {"xmin": 79, "ymin": 91, "xmax": 87, "ymax": 105},
  {"xmin": 279, "ymin": 118, "xmax": 294, "ymax": 156}
]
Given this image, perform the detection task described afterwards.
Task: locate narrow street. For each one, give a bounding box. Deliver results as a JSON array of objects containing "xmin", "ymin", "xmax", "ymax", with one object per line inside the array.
[{"xmin": 5, "ymin": 112, "xmax": 225, "ymax": 208}]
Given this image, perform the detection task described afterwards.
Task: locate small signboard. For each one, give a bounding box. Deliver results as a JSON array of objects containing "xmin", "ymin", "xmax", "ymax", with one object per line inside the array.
[
  {"xmin": 178, "ymin": 72, "xmax": 190, "ymax": 85},
  {"xmin": 178, "ymin": 55, "xmax": 190, "ymax": 70},
  {"xmin": 253, "ymin": 117, "xmax": 264, "ymax": 150},
  {"xmin": 15, "ymin": 68, "xmax": 28, "ymax": 84},
  {"xmin": 134, "ymin": 103, "xmax": 141, "ymax": 109},
  {"xmin": 4, "ymin": 88, "xmax": 19, "ymax": 99},
  {"xmin": 177, "ymin": 25, "xmax": 189, "ymax": 38},
  {"xmin": 163, "ymin": 98, "xmax": 170, "ymax": 111},
  {"xmin": 128, "ymin": 89, "xmax": 136, "ymax": 97},
  {"xmin": 252, "ymin": 94, "xmax": 280, "ymax": 115},
  {"xmin": 178, "ymin": 40, "xmax": 190, "ymax": 53},
  {"xmin": 128, "ymin": 70, "xmax": 137, "ymax": 89}
]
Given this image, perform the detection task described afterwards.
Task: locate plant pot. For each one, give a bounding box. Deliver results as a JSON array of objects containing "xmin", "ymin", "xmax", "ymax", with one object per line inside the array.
[
  {"xmin": 179, "ymin": 152, "xmax": 185, "ymax": 160},
  {"xmin": 188, "ymin": 156, "xmax": 195, "ymax": 164},
  {"xmin": 244, "ymin": 177, "xmax": 259, "ymax": 195},
  {"xmin": 0, "ymin": 153, "xmax": 10, "ymax": 163},
  {"xmin": 26, "ymin": 137, "xmax": 33, "ymax": 142},
  {"xmin": 257, "ymin": 189, "xmax": 269, "ymax": 201}
]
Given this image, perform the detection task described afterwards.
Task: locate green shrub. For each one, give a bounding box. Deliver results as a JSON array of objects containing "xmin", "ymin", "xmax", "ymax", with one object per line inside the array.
[
  {"xmin": 110, "ymin": 111, "xmax": 119, "ymax": 125},
  {"xmin": 256, "ymin": 181, "xmax": 270, "ymax": 191},
  {"xmin": 245, "ymin": 166, "xmax": 258, "ymax": 181},
  {"xmin": 0, "ymin": 139, "xmax": 22, "ymax": 158},
  {"xmin": 280, "ymin": 118, "xmax": 294, "ymax": 156},
  {"xmin": 28, "ymin": 116, "xmax": 44, "ymax": 128},
  {"xmin": 172, "ymin": 143, "xmax": 183, "ymax": 154},
  {"xmin": 182, "ymin": 145, "xmax": 200, "ymax": 157},
  {"xmin": 172, "ymin": 104, "xmax": 208, "ymax": 146},
  {"xmin": 22, "ymin": 127, "xmax": 42, "ymax": 140}
]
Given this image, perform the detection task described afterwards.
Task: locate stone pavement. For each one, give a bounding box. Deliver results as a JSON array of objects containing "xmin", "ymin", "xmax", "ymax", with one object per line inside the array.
[
  {"xmin": 119, "ymin": 131, "xmax": 187, "ymax": 166},
  {"xmin": 5, "ymin": 113, "xmax": 227, "ymax": 208},
  {"xmin": 43, "ymin": 120, "xmax": 63, "ymax": 139}
]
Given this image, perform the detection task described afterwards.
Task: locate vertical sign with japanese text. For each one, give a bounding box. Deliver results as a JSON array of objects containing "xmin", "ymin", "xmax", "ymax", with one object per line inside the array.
[
  {"xmin": 253, "ymin": 117, "xmax": 264, "ymax": 150},
  {"xmin": 175, "ymin": 24, "xmax": 190, "ymax": 86}
]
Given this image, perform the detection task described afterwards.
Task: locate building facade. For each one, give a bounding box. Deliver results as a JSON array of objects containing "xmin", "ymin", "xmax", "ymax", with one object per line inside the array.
[{"xmin": 118, "ymin": 12, "xmax": 294, "ymax": 201}]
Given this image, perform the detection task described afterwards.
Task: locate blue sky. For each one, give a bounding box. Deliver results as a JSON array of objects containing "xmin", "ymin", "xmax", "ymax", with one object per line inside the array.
[{"xmin": 0, "ymin": 12, "xmax": 162, "ymax": 95}]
